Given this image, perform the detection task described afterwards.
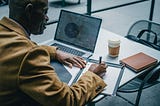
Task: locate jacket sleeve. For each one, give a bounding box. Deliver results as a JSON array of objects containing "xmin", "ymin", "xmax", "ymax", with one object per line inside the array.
[
  {"xmin": 40, "ymin": 45, "xmax": 57, "ymax": 60},
  {"xmin": 18, "ymin": 46, "xmax": 106, "ymax": 106}
]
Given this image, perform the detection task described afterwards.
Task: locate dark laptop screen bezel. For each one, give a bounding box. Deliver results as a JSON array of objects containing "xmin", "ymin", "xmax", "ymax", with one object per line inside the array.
[{"xmin": 54, "ymin": 10, "xmax": 102, "ymax": 52}]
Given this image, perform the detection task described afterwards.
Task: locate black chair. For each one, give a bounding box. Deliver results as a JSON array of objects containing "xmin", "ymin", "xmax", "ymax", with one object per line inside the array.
[
  {"xmin": 117, "ymin": 62, "xmax": 160, "ymax": 106},
  {"xmin": 0, "ymin": 0, "xmax": 8, "ymax": 6},
  {"xmin": 125, "ymin": 20, "xmax": 160, "ymax": 51},
  {"xmin": 117, "ymin": 20, "xmax": 160, "ymax": 106}
]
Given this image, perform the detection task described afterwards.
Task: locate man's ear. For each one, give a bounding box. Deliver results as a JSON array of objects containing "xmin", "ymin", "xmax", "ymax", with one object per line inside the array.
[{"xmin": 25, "ymin": 3, "xmax": 33, "ymax": 20}]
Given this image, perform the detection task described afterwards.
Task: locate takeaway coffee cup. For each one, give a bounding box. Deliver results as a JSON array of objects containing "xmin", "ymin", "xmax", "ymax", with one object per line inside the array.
[{"xmin": 108, "ymin": 38, "xmax": 120, "ymax": 57}]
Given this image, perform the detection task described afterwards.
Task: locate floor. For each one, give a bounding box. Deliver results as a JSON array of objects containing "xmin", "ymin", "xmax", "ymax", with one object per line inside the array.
[{"xmin": 0, "ymin": 0, "xmax": 160, "ymax": 106}]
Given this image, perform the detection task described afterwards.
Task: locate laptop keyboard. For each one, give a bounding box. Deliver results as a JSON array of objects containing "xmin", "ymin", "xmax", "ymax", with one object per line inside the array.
[{"xmin": 52, "ymin": 43, "xmax": 85, "ymax": 56}]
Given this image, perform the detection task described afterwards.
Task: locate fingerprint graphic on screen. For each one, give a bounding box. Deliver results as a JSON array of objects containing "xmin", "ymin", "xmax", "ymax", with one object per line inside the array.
[{"xmin": 64, "ymin": 23, "xmax": 79, "ymax": 38}]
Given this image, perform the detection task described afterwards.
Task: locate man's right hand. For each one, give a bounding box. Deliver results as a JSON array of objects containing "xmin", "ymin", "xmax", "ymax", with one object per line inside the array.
[{"xmin": 88, "ymin": 63, "xmax": 107, "ymax": 78}]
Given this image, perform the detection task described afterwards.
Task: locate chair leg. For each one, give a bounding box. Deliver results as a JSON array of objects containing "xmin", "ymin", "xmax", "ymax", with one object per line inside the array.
[
  {"xmin": 87, "ymin": 102, "xmax": 95, "ymax": 106},
  {"xmin": 117, "ymin": 93, "xmax": 135, "ymax": 105},
  {"xmin": 62, "ymin": 0, "xmax": 65, "ymax": 6},
  {"xmin": 78, "ymin": 0, "xmax": 81, "ymax": 4},
  {"xmin": 135, "ymin": 88, "xmax": 143, "ymax": 106}
]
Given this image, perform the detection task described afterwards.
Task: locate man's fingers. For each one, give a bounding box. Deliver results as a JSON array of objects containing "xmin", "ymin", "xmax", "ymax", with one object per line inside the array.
[
  {"xmin": 73, "ymin": 57, "xmax": 86, "ymax": 68},
  {"xmin": 71, "ymin": 58, "xmax": 83, "ymax": 68},
  {"xmin": 99, "ymin": 63, "xmax": 107, "ymax": 69},
  {"xmin": 64, "ymin": 61, "xmax": 73, "ymax": 68},
  {"xmin": 99, "ymin": 72, "xmax": 106, "ymax": 78}
]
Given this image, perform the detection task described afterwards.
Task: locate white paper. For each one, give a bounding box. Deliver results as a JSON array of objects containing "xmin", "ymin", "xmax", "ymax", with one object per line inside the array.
[
  {"xmin": 102, "ymin": 66, "xmax": 121, "ymax": 95},
  {"xmin": 80, "ymin": 62, "xmax": 122, "ymax": 95},
  {"xmin": 65, "ymin": 62, "xmax": 122, "ymax": 95}
]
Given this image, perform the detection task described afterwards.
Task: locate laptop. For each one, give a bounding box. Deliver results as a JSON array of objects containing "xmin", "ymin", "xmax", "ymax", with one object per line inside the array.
[{"xmin": 51, "ymin": 10, "xmax": 102, "ymax": 58}]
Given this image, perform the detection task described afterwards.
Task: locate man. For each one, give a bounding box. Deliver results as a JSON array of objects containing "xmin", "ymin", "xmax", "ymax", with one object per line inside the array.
[{"xmin": 0, "ymin": 0, "xmax": 107, "ymax": 105}]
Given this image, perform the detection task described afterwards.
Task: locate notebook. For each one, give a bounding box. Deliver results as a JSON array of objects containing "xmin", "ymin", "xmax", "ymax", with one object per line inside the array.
[
  {"xmin": 51, "ymin": 10, "xmax": 102, "ymax": 58},
  {"xmin": 74, "ymin": 60, "xmax": 125, "ymax": 95},
  {"xmin": 120, "ymin": 52, "xmax": 158, "ymax": 73}
]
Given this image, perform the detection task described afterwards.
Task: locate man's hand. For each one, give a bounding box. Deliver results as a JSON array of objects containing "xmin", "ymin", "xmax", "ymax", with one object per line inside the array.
[
  {"xmin": 55, "ymin": 50, "xmax": 86, "ymax": 68},
  {"xmin": 88, "ymin": 63, "xmax": 107, "ymax": 78}
]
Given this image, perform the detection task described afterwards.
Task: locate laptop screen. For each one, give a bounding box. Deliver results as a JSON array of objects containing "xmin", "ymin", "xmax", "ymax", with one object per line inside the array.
[{"xmin": 54, "ymin": 10, "xmax": 102, "ymax": 52}]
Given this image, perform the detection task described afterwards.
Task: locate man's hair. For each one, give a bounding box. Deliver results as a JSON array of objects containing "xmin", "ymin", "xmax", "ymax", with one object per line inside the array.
[
  {"xmin": 9, "ymin": 0, "xmax": 32, "ymax": 10},
  {"xmin": 9, "ymin": 0, "xmax": 32, "ymax": 18},
  {"xmin": 9, "ymin": 0, "xmax": 46, "ymax": 17}
]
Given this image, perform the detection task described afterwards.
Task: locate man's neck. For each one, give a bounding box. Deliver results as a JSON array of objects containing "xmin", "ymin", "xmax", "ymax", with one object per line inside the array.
[{"xmin": 9, "ymin": 17, "xmax": 31, "ymax": 39}]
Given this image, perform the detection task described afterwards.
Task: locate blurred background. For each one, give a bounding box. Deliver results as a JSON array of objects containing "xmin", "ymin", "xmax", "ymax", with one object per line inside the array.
[{"xmin": 0, "ymin": 0, "xmax": 160, "ymax": 106}]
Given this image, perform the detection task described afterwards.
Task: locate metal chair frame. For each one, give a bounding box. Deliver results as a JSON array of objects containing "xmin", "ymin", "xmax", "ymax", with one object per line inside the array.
[
  {"xmin": 117, "ymin": 20, "xmax": 160, "ymax": 106},
  {"xmin": 125, "ymin": 20, "xmax": 160, "ymax": 51},
  {"xmin": 117, "ymin": 62, "xmax": 160, "ymax": 106}
]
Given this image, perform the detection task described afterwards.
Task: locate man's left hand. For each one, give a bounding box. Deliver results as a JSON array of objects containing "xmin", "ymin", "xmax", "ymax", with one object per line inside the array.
[{"xmin": 55, "ymin": 50, "xmax": 86, "ymax": 68}]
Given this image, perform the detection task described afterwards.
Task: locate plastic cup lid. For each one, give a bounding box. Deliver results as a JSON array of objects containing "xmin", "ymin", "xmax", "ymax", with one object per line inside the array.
[{"xmin": 108, "ymin": 38, "xmax": 120, "ymax": 47}]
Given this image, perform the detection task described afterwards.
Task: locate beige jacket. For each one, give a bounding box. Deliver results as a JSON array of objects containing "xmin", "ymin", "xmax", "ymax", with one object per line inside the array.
[{"xmin": 0, "ymin": 17, "xmax": 106, "ymax": 106}]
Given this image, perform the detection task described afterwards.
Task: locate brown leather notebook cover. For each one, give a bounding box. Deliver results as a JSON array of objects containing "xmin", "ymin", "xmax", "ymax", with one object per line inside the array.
[{"xmin": 120, "ymin": 52, "xmax": 158, "ymax": 72}]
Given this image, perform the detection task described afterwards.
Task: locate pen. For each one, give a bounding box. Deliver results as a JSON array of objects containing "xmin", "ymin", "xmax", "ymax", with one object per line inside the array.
[{"xmin": 99, "ymin": 56, "xmax": 102, "ymax": 64}]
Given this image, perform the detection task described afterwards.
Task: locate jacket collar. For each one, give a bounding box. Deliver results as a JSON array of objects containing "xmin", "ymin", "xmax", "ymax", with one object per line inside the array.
[{"xmin": 0, "ymin": 17, "xmax": 30, "ymax": 39}]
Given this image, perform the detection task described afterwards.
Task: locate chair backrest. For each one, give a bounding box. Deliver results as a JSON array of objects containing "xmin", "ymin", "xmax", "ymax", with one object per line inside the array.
[{"xmin": 126, "ymin": 20, "xmax": 160, "ymax": 51}]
